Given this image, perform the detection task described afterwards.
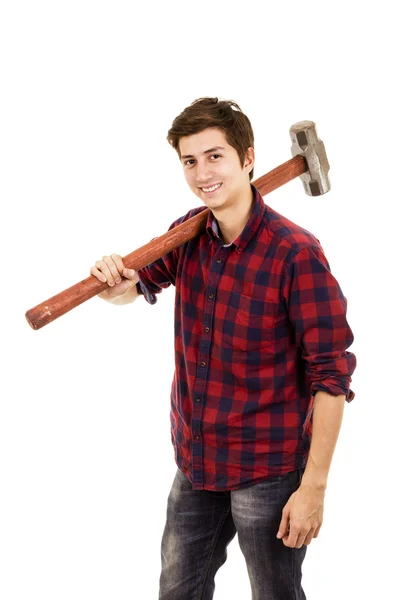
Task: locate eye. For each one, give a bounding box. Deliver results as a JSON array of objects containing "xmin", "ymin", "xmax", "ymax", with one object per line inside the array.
[{"xmin": 183, "ymin": 154, "xmax": 221, "ymax": 166}]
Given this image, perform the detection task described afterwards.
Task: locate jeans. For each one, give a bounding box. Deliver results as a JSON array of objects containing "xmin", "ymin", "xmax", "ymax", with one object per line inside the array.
[{"xmin": 159, "ymin": 467, "xmax": 307, "ymax": 600}]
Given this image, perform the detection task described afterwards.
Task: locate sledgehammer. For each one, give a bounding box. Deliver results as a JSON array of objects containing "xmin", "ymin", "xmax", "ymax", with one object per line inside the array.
[{"xmin": 25, "ymin": 120, "xmax": 330, "ymax": 330}]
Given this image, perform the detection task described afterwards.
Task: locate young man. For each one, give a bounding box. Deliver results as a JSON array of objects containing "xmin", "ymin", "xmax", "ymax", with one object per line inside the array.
[{"xmin": 90, "ymin": 97, "xmax": 356, "ymax": 600}]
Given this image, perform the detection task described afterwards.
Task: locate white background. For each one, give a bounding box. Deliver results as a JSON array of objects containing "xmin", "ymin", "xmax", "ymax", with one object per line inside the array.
[{"xmin": 1, "ymin": 1, "xmax": 395, "ymax": 598}]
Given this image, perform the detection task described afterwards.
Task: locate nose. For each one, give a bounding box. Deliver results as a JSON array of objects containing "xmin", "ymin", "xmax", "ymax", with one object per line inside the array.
[{"xmin": 195, "ymin": 160, "xmax": 213, "ymax": 184}]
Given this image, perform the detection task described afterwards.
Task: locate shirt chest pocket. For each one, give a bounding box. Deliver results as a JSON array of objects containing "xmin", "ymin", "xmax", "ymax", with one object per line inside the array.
[{"xmin": 222, "ymin": 291, "xmax": 276, "ymax": 352}]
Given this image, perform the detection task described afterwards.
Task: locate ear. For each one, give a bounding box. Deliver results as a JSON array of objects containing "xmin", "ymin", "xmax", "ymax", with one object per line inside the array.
[{"xmin": 244, "ymin": 147, "xmax": 255, "ymax": 173}]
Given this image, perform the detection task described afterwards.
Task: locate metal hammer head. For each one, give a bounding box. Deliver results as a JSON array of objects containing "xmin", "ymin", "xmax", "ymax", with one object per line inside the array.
[{"xmin": 289, "ymin": 121, "xmax": 330, "ymax": 196}]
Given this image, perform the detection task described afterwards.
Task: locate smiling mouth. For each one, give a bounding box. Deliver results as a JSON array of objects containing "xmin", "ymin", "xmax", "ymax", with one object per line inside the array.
[{"xmin": 200, "ymin": 183, "xmax": 222, "ymax": 193}]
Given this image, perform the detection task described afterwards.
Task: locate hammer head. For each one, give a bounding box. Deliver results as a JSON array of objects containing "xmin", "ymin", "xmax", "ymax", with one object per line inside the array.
[{"xmin": 289, "ymin": 121, "xmax": 330, "ymax": 196}]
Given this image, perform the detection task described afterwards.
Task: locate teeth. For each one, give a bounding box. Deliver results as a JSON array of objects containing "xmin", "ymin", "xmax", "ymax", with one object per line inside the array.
[{"xmin": 202, "ymin": 183, "xmax": 221, "ymax": 192}]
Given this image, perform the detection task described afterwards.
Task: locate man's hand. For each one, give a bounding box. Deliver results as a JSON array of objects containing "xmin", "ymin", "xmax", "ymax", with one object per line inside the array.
[
  {"xmin": 276, "ymin": 484, "xmax": 324, "ymax": 548},
  {"xmin": 90, "ymin": 253, "xmax": 140, "ymax": 304}
]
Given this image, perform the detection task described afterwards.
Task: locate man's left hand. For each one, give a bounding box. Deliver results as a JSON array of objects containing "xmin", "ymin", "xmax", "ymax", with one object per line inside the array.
[{"xmin": 276, "ymin": 484, "xmax": 324, "ymax": 548}]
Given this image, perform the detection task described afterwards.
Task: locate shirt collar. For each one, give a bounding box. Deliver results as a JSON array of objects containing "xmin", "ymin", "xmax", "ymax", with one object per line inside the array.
[{"xmin": 205, "ymin": 184, "xmax": 267, "ymax": 253}]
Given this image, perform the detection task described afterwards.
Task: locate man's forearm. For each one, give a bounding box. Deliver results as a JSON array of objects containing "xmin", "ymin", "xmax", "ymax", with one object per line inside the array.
[{"xmin": 301, "ymin": 391, "xmax": 345, "ymax": 490}]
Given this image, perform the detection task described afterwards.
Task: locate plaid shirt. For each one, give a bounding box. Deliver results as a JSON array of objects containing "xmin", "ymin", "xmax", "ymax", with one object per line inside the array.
[{"xmin": 136, "ymin": 184, "xmax": 356, "ymax": 491}]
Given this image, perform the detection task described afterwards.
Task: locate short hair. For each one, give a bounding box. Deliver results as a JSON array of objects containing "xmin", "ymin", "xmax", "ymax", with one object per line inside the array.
[{"xmin": 167, "ymin": 97, "xmax": 255, "ymax": 181}]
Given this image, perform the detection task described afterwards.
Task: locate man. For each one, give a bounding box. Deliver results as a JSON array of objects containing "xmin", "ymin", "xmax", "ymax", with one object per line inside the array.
[{"xmin": 90, "ymin": 97, "xmax": 356, "ymax": 599}]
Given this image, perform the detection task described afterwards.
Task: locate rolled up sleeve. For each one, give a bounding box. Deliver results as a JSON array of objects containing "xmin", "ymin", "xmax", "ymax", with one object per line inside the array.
[
  {"xmin": 282, "ymin": 244, "xmax": 357, "ymax": 402},
  {"xmin": 136, "ymin": 274, "xmax": 158, "ymax": 305},
  {"xmin": 136, "ymin": 206, "xmax": 207, "ymax": 305},
  {"xmin": 135, "ymin": 226, "xmax": 181, "ymax": 305}
]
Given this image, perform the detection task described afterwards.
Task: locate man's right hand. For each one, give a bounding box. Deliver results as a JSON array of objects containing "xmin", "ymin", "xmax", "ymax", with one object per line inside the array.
[{"xmin": 90, "ymin": 253, "xmax": 140, "ymax": 302}]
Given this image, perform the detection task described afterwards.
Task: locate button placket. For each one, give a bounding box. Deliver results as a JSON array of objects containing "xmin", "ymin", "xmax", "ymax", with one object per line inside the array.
[{"xmin": 190, "ymin": 247, "xmax": 229, "ymax": 488}]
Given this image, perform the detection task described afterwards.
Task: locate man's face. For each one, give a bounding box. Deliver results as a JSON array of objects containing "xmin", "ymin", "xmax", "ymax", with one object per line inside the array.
[{"xmin": 179, "ymin": 127, "xmax": 254, "ymax": 210}]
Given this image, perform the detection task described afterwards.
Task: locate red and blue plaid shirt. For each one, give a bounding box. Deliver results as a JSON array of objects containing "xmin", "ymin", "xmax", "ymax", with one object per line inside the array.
[{"xmin": 136, "ymin": 184, "xmax": 356, "ymax": 491}]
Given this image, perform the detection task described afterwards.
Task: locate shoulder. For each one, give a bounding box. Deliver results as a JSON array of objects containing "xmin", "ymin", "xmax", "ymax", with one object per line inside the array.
[
  {"xmin": 265, "ymin": 204, "xmax": 321, "ymax": 251},
  {"xmin": 264, "ymin": 203, "xmax": 326, "ymax": 266}
]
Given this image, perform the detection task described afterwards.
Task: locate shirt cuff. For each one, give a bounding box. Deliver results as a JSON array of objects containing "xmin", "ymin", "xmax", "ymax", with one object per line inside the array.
[
  {"xmin": 136, "ymin": 276, "xmax": 157, "ymax": 305},
  {"xmin": 310, "ymin": 380, "xmax": 355, "ymax": 402}
]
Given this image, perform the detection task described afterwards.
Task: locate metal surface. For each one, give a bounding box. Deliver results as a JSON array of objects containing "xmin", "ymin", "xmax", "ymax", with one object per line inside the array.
[{"xmin": 289, "ymin": 120, "xmax": 330, "ymax": 196}]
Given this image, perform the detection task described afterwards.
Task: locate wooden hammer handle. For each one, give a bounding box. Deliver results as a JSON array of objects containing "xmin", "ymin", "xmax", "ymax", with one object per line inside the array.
[{"xmin": 25, "ymin": 155, "xmax": 306, "ymax": 330}]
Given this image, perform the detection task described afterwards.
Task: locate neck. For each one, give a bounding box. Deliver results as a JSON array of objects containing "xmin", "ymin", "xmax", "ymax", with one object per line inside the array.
[{"xmin": 213, "ymin": 184, "xmax": 254, "ymax": 245}]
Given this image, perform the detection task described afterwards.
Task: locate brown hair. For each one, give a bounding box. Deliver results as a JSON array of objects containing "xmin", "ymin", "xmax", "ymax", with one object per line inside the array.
[{"xmin": 167, "ymin": 97, "xmax": 255, "ymax": 181}]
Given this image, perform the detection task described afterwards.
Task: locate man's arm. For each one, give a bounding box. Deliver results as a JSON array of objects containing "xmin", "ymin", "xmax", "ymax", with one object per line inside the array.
[
  {"xmin": 301, "ymin": 390, "xmax": 345, "ymax": 490},
  {"xmin": 280, "ymin": 244, "xmax": 356, "ymax": 406},
  {"xmin": 278, "ymin": 243, "xmax": 356, "ymax": 548},
  {"xmin": 277, "ymin": 390, "xmax": 345, "ymax": 548}
]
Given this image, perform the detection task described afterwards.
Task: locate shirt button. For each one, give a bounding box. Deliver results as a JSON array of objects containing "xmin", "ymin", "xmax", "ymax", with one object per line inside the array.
[
  {"xmin": 195, "ymin": 397, "xmax": 201, "ymax": 402},
  {"xmin": 217, "ymin": 258, "xmax": 223, "ymax": 263},
  {"xmin": 208, "ymin": 293, "xmax": 214, "ymax": 299},
  {"xmin": 201, "ymin": 361, "xmax": 206, "ymax": 367},
  {"xmin": 205, "ymin": 327, "xmax": 210, "ymax": 333},
  {"xmin": 194, "ymin": 435, "xmax": 200, "ymax": 440}
]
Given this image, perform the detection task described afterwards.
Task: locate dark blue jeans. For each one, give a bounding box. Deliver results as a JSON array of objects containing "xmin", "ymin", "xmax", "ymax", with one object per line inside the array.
[{"xmin": 159, "ymin": 467, "xmax": 307, "ymax": 600}]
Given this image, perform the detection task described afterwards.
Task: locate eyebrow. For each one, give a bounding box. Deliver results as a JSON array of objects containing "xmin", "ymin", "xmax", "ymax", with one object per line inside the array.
[{"xmin": 180, "ymin": 146, "xmax": 225, "ymax": 160}]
